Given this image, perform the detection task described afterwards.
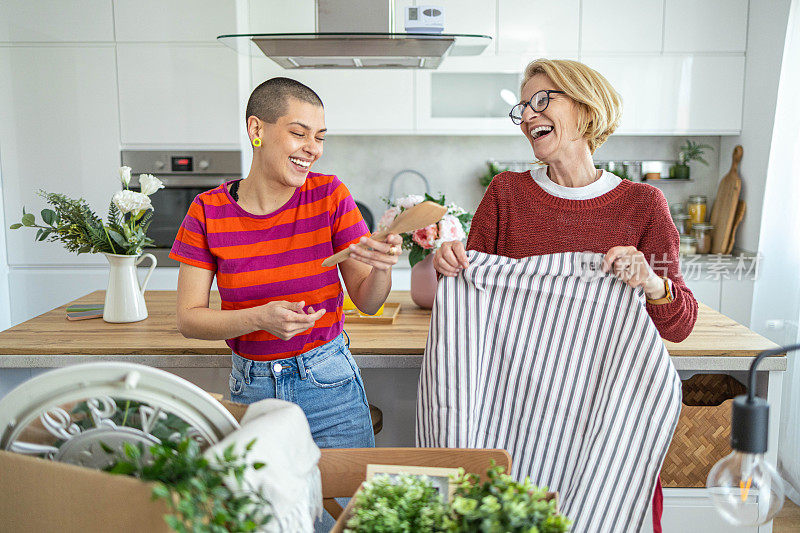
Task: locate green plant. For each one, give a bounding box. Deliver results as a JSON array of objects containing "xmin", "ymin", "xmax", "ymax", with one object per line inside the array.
[
  {"xmin": 678, "ymin": 140, "xmax": 714, "ymax": 166},
  {"xmin": 345, "ymin": 463, "xmax": 571, "ymax": 532},
  {"xmin": 345, "ymin": 473, "xmax": 451, "ymax": 532},
  {"xmin": 10, "ymin": 167, "xmax": 162, "ymax": 255},
  {"xmin": 449, "ymin": 463, "xmax": 571, "ymax": 532},
  {"xmin": 479, "ymin": 161, "xmax": 510, "ymax": 188},
  {"xmin": 107, "ymin": 436, "xmax": 272, "ymax": 533}
]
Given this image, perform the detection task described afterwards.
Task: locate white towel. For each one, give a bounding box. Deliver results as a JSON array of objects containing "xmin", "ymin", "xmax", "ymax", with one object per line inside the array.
[
  {"xmin": 417, "ymin": 251, "xmax": 682, "ymax": 533},
  {"xmin": 206, "ymin": 398, "xmax": 322, "ymax": 532}
]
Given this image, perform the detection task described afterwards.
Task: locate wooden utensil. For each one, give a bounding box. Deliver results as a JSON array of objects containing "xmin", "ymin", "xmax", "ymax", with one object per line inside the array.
[
  {"xmin": 709, "ymin": 145, "xmax": 743, "ymax": 254},
  {"xmin": 724, "ymin": 200, "xmax": 746, "ymax": 255},
  {"xmin": 321, "ymin": 201, "xmax": 448, "ymax": 267}
]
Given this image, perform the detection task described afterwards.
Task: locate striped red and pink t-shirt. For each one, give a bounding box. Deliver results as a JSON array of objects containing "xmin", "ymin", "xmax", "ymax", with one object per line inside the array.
[{"xmin": 169, "ymin": 173, "xmax": 369, "ymax": 361}]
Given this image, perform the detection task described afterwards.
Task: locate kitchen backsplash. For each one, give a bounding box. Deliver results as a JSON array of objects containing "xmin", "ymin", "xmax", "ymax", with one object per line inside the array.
[{"xmin": 314, "ymin": 135, "xmax": 722, "ymax": 235}]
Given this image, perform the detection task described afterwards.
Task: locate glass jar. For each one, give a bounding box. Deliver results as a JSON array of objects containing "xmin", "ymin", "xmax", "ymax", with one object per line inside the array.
[
  {"xmin": 673, "ymin": 214, "xmax": 691, "ymax": 235},
  {"xmin": 687, "ymin": 195, "xmax": 708, "ymax": 229},
  {"xmin": 680, "ymin": 235, "xmax": 697, "ymax": 256},
  {"xmin": 692, "ymin": 223, "xmax": 714, "ymax": 254},
  {"xmin": 670, "ymin": 202, "xmax": 686, "ymax": 217}
]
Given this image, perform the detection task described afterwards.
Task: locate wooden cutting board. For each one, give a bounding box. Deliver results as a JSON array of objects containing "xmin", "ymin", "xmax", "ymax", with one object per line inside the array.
[
  {"xmin": 710, "ymin": 145, "xmax": 743, "ymax": 254},
  {"xmin": 724, "ymin": 200, "xmax": 746, "ymax": 255}
]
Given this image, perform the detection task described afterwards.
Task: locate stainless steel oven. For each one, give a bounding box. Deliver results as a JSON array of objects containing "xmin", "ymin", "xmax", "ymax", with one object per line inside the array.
[{"xmin": 121, "ymin": 150, "xmax": 242, "ymax": 267}]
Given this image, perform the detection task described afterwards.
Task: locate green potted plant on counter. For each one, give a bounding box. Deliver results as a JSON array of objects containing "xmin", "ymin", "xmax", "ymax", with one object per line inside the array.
[
  {"xmin": 673, "ymin": 140, "xmax": 713, "ymax": 180},
  {"xmin": 10, "ymin": 166, "xmax": 164, "ymax": 323}
]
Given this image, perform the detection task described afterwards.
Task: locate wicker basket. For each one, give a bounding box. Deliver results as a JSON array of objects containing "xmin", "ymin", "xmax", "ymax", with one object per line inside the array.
[{"xmin": 661, "ymin": 374, "xmax": 746, "ymax": 487}]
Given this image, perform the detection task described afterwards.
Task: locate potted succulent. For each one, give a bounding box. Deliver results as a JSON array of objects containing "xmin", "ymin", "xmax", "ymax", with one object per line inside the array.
[{"xmin": 673, "ymin": 140, "xmax": 714, "ymax": 180}]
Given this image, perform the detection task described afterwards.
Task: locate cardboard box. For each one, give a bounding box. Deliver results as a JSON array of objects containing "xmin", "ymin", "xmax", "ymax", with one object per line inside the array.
[{"xmin": 0, "ymin": 397, "xmax": 248, "ymax": 533}]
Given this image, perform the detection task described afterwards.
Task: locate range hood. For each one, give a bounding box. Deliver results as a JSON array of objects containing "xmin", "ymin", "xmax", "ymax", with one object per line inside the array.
[{"xmin": 217, "ymin": 0, "xmax": 491, "ymax": 69}]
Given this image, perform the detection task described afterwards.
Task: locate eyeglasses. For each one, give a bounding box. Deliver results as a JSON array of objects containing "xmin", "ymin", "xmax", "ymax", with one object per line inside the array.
[{"xmin": 509, "ymin": 90, "xmax": 566, "ymax": 124}]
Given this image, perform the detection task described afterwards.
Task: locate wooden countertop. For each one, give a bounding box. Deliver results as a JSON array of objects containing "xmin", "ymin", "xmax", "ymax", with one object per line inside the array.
[{"xmin": 0, "ymin": 291, "xmax": 784, "ymax": 370}]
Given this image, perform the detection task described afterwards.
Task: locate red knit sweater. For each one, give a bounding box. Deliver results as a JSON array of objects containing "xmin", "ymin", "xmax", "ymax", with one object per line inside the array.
[{"xmin": 466, "ymin": 171, "xmax": 698, "ymax": 343}]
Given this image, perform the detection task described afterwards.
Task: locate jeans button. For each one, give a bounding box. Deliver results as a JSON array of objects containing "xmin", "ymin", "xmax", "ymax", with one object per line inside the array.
[{"xmin": 272, "ymin": 362, "xmax": 282, "ymax": 374}]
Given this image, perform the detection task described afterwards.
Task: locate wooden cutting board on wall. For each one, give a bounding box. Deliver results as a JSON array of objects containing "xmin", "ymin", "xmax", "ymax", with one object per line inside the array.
[
  {"xmin": 724, "ymin": 200, "xmax": 747, "ymax": 255},
  {"xmin": 710, "ymin": 145, "xmax": 743, "ymax": 254}
]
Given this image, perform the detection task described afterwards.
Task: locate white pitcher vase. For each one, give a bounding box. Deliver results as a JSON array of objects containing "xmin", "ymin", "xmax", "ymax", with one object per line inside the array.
[{"xmin": 102, "ymin": 253, "xmax": 157, "ymax": 323}]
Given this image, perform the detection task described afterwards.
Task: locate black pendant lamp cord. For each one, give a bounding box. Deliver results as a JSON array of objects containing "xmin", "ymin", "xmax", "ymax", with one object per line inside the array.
[{"xmin": 748, "ymin": 343, "xmax": 800, "ymax": 402}]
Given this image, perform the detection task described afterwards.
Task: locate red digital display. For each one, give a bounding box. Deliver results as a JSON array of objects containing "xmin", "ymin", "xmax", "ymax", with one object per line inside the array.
[{"xmin": 171, "ymin": 156, "xmax": 193, "ymax": 171}]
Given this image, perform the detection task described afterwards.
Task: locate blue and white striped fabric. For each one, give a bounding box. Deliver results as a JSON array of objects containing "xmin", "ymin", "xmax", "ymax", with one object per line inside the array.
[{"xmin": 416, "ymin": 251, "xmax": 682, "ymax": 533}]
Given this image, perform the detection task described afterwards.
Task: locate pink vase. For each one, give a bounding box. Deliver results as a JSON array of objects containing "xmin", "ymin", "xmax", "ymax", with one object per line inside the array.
[{"xmin": 410, "ymin": 253, "xmax": 438, "ymax": 309}]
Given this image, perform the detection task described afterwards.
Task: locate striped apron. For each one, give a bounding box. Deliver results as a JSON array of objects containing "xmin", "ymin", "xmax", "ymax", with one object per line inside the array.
[{"xmin": 416, "ymin": 251, "xmax": 682, "ymax": 533}]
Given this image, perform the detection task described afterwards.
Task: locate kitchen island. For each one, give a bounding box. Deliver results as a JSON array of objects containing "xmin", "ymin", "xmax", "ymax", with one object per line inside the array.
[{"xmin": 0, "ymin": 291, "xmax": 786, "ymax": 533}]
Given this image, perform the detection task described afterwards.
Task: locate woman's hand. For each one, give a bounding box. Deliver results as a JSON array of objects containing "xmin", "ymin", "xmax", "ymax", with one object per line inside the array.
[
  {"xmin": 251, "ymin": 300, "xmax": 325, "ymax": 341},
  {"xmin": 602, "ymin": 246, "xmax": 667, "ymax": 299},
  {"xmin": 348, "ymin": 234, "xmax": 403, "ymax": 271},
  {"xmin": 434, "ymin": 240, "xmax": 470, "ymax": 277}
]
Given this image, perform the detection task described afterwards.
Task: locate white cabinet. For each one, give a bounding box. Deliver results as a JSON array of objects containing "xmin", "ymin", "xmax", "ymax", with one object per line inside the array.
[
  {"xmin": 581, "ymin": 55, "xmax": 745, "ymax": 134},
  {"xmin": 720, "ymin": 277, "xmax": 754, "ymax": 327},
  {"xmin": 0, "ymin": 0, "xmax": 114, "ymax": 42},
  {"xmin": 251, "ymin": 59, "xmax": 415, "ymax": 134},
  {"xmin": 7, "ymin": 267, "xmax": 184, "ymax": 326},
  {"xmin": 434, "ymin": 0, "xmax": 497, "ymax": 55},
  {"xmin": 416, "ymin": 54, "xmax": 576, "ymax": 134},
  {"xmin": 117, "ymin": 44, "xmax": 240, "ymax": 145},
  {"xmin": 498, "ymin": 0, "xmax": 580, "ymax": 55},
  {"xmin": 685, "ymin": 278, "xmax": 721, "ymax": 311},
  {"xmin": 684, "ymin": 268, "xmax": 755, "ymax": 327},
  {"xmin": 0, "ymin": 46, "xmax": 121, "ymax": 266},
  {"xmin": 581, "ymin": 0, "xmax": 664, "ymax": 53},
  {"xmin": 664, "ymin": 0, "xmax": 748, "ymax": 53},
  {"xmin": 113, "ymin": 0, "xmax": 236, "ymax": 43}
]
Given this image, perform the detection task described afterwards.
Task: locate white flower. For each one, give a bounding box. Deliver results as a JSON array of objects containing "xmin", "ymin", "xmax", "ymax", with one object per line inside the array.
[
  {"xmin": 119, "ymin": 166, "xmax": 132, "ymax": 187},
  {"xmin": 437, "ymin": 214, "xmax": 466, "ymax": 243},
  {"xmin": 139, "ymin": 174, "xmax": 165, "ymax": 196},
  {"xmin": 396, "ymin": 194, "xmax": 424, "ymax": 210},
  {"xmin": 378, "ymin": 206, "xmax": 400, "ymax": 231},
  {"xmin": 446, "ymin": 203, "xmax": 467, "ymax": 216},
  {"xmin": 112, "ymin": 189, "xmax": 152, "ymax": 215}
]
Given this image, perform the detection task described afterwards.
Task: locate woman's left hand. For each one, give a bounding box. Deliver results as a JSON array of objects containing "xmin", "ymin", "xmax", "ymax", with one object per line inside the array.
[
  {"xmin": 602, "ymin": 246, "xmax": 667, "ymax": 299},
  {"xmin": 348, "ymin": 234, "xmax": 403, "ymax": 272}
]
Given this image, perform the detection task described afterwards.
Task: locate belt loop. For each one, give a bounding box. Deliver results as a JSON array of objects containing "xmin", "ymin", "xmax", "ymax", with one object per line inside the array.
[
  {"xmin": 295, "ymin": 353, "xmax": 308, "ymax": 380},
  {"xmin": 343, "ymin": 330, "xmax": 351, "ymax": 348},
  {"xmin": 243, "ymin": 358, "xmax": 252, "ymax": 385}
]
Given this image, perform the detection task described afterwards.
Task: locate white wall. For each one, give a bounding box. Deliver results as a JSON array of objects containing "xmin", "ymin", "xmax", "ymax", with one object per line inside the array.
[
  {"xmin": 720, "ymin": 0, "xmax": 793, "ymax": 254},
  {"xmin": 749, "ymin": 0, "xmax": 800, "ymax": 503},
  {"xmin": 0, "ymin": 144, "xmax": 10, "ymax": 330}
]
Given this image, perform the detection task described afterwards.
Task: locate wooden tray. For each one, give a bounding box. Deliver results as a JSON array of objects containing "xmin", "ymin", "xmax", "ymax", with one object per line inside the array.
[{"xmin": 344, "ymin": 303, "xmax": 401, "ymax": 324}]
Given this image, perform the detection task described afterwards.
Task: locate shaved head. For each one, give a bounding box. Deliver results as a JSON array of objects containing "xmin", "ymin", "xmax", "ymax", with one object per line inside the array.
[{"xmin": 246, "ymin": 77, "xmax": 323, "ymax": 123}]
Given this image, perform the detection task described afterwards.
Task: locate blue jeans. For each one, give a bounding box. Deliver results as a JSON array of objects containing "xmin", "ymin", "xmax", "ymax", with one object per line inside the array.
[{"xmin": 229, "ymin": 333, "xmax": 375, "ymax": 449}]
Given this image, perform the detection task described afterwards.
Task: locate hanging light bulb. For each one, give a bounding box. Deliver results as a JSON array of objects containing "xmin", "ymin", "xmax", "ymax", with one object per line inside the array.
[{"xmin": 707, "ymin": 343, "xmax": 800, "ymax": 526}]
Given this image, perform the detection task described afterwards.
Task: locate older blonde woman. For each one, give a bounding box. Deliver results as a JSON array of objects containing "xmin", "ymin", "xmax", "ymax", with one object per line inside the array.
[{"xmin": 433, "ymin": 58, "xmax": 697, "ymax": 532}]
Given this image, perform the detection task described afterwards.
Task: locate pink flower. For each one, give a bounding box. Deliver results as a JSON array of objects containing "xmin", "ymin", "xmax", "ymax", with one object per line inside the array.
[
  {"xmin": 377, "ymin": 206, "xmax": 400, "ymax": 231},
  {"xmin": 437, "ymin": 214, "xmax": 466, "ymax": 243},
  {"xmin": 412, "ymin": 224, "xmax": 438, "ymax": 249},
  {"xmin": 396, "ymin": 195, "xmax": 424, "ymax": 210}
]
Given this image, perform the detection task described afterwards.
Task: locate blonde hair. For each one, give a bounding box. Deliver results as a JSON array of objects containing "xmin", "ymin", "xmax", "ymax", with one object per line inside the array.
[{"xmin": 521, "ymin": 59, "xmax": 622, "ymax": 154}]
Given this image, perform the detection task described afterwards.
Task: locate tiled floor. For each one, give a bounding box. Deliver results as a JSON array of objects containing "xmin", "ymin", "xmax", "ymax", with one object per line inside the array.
[{"xmin": 774, "ymin": 500, "xmax": 800, "ymax": 532}]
